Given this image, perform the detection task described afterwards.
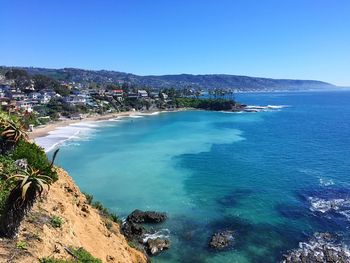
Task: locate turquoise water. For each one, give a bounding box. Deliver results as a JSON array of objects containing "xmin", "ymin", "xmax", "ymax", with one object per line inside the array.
[{"xmin": 48, "ymin": 91, "xmax": 350, "ymax": 262}]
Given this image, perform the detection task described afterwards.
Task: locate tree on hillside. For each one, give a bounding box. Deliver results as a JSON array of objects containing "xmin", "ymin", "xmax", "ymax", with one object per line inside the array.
[
  {"xmin": 5, "ymin": 69, "xmax": 29, "ymax": 80},
  {"xmin": 106, "ymin": 84, "xmax": 120, "ymax": 90},
  {"xmin": 33, "ymin": 74, "xmax": 70, "ymax": 96}
]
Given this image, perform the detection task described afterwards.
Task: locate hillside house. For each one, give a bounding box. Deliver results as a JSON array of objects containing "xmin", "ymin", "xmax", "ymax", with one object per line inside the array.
[
  {"xmin": 138, "ymin": 90, "xmax": 149, "ymax": 98},
  {"xmin": 63, "ymin": 95, "xmax": 87, "ymax": 106}
]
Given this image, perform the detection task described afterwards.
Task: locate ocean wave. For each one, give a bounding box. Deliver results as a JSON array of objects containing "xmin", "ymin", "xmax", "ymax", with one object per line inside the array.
[
  {"xmin": 243, "ymin": 104, "xmax": 290, "ymax": 113},
  {"xmin": 319, "ymin": 178, "xmax": 335, "ymax": 186},
  {"xmin": 137, "ymin": 111, "xmax": 161, "ymax": 116},
  {"xmin": 108, "ymin": 118, "xmax": 123, "ymax": 122},
  {"xmin": 129, "ymin": 115, "xmax": 144, "ymax": 118},
  {"xmin": 308, "ymin": 196, "xmax": 350, "ymax": 220},
  {"xmin": 34, "ymin": 122, "xmax": 99, "ymax": 152},
  {"xmin": 219, "ymin": 111, "xmax": 245, "ymax": 114},
  {"xmin": 142, "ymin": 229, "xmax": 170, "ymax": 243},
  {"xmin": 69, "ymin": 122, "xmax": 100, "ymax": 128},
  {"xmin": 267, "ymin": 105, "xmax": 289, "ymax": 109},
  {"xmin": 282, "ymin": 233, "xmax": 350, "ymax": 263}
]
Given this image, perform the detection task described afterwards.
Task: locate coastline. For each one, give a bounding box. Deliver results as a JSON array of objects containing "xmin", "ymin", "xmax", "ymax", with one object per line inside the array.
[
  {"xmin": 29, "ymin": 108, "xmax": 191, "ymax": 140},
  {"xmin": 28, "ymin": 111, "xmax": 135, "ymax": 140}
]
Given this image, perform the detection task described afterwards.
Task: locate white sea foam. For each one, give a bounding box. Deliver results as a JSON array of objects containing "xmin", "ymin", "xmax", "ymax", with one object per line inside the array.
[
  {"xmin": 319, "ymin": 178, "xmax": 335, "ymax": 186},
  {"xmin": 308, "ymin": 197, "xmax": 350, "ymax": 219},
  {"xmin": 245, "ymin": 105, "xmax": 268, "ymax": 109},
  {"xmin": 108, "ymin": 118, "xmax": 122, "ymax": 122},
  {"xmin": 243, "ymin": 104, "xmax": 289, "ymax": 113},
  {"xmin": 142, "ymin": 229, "xmax": 170, "ymax": 243},
  {"xmin": 129, "ymin": 115, "xmax": 144, "ymax": 118},
  {"xmin": 69, "ymin": 122, "xmax": 99, "ymax": 128},
  {"xmin": 339, "ymin": 210, "xmax": 350, "ymax": 220},
  {"xmin": 220, "ymin": 111, "xmax": 245, "ymax": 114},
  {"xmin": 137, "ymin": 111, "xmax": 161, "ymax": 116},
  {"xmin": 267, "ymin": 105, "xmax": 289, "ymax": 109},
  {"xmin": 34, "ymin": 121, "xmax": 100, "ymax": 152}
]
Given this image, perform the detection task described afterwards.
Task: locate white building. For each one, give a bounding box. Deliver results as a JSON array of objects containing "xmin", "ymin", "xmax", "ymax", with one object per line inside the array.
[
  {"xmin": 138, "ymin": 90, "xmax": 149, "ymax": 98},
  {"xmin": 63, "ymin": 95, "xmax": 87, "ymax": 106}
]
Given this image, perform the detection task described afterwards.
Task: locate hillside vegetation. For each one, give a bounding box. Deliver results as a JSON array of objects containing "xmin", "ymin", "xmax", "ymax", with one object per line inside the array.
[
  {"xmin": 0, "ymin": 66, "xmax": 335, "ymax": 91},
  {"xmin": 0, "ymin": 112, "xmax": 147, "ymax": 263}
]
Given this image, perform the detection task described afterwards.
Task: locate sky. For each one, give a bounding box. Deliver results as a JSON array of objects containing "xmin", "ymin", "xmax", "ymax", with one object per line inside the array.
[{"xmin": 1, "ymin": 0, "xmax": 350, "ymax": 86}]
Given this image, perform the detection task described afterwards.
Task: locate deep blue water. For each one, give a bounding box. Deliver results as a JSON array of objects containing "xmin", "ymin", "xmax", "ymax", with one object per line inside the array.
[{"xmin": 46, "ymin": 91, "xmax": 350, "ymax": 262}]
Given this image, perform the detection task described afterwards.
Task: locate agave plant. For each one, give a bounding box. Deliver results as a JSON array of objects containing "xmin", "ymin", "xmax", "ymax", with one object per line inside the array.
[
  {"xmin": 0, "ymin": 116, "xmax": 29, "ymax": 154},
  {"xmin": 0, "ymin": 166, "xmax": 52, "ymax": 238},
  {"xmin": 7, "ymin": 167, "xmax": 52, "ymax": 204},
  {"xmin": 1, "ymin": 119, "xmax": 28, "ymax": 143}
]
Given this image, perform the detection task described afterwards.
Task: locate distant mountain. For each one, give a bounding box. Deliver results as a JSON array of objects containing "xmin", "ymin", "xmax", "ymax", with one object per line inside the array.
[{"xmin": 0, "ymin": 66, "xmax": 336, "ymax": 91}]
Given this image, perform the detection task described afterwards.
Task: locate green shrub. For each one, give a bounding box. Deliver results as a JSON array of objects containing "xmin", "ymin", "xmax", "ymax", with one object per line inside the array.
[
  {"xmin": 109, "ymin": 212, "xmax": 122, "ymax": 225},
  {"xmin": 0, "ymin": 155, "xmax": 19, "ymax": 179},
  {"xmin": 16, "ymin": 240, "xmax": 27, "ymax": 250},
  {"xmin": 39, "ymin": 259, "xmax": 67, "ymax": 263},
  {"xmin": 0, "ymin": 155, "xmax": 17, "ymax": 216},
  {"xmin": 128, "ymin": 241, "xmax": 137, "ymax": 249},
  {"xmin": 82, "ymin": 192, "xmax": 93, "ymax": 205},
  {"xmin": 92, "ymin": 201, "xmax": 103, "ymax": 210},
  {"xmin": 105, "ymin": 220, "xmax": 113, "ymax": 230},
  {"xmin": 92, "ymin": 201, "xmax": 110, "ymax": 216},
  {"xmin": 175, "ymin": 98, "xmax": 235, "ymax": 111},
  {"xmin": 0, "ymin": 183, "xmax": 10, "ymax": 216},
  {"xmin": 91, "ymin": 200, "xmax": 122, "ymax": 224},
  {"xmin": 50, "ymin": 215, "xmax": 64, "ymax": 228},
  {"xmin": 10, "ymin": 140, "xmax": 58, "ymax": 181},
  {"xmin": 71, "ymin": 247, "xmax": 102, "ymax": 262},
  {"xmin": 40, "ymin": 247, "xmax": 102, "ymax": 263}
]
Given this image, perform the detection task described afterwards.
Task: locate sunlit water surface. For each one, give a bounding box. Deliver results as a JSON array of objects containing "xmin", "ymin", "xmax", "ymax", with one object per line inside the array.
[{"xmin": 38, "ymin": 91, "xmax": 350, "ymax": 263}]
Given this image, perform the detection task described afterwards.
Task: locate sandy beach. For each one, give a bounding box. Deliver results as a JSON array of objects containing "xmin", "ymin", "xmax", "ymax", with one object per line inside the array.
[
  {"xmin": 28, "ymin": 110, "xmax": 141, "ymax": 140},
  {"xmin": 28, "ymin": 109, "xmax": 190, "ymax": 140}
]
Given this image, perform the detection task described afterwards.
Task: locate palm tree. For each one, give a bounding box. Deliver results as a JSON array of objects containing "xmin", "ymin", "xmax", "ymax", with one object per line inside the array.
[{"xmin": 0, "ymin": 166, "xmax": 52, "ymax": 238}]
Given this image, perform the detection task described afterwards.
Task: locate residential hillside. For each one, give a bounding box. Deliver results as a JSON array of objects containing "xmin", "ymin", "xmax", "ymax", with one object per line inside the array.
[
  {"xmin": 0, "ymin": 168, "xmax": 148, "ymax": 263},
  {"xmin": 0, "ymin": 66, "xmax": 335, "ymax": 91}
]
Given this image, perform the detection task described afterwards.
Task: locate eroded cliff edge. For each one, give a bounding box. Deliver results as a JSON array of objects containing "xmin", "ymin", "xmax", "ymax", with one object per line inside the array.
[{"xmin": 0, "ymin": 168, "xmax": 148, "ymax": 263}]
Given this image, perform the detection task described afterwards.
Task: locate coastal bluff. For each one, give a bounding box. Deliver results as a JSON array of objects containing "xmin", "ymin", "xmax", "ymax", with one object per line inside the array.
[{"xmin": 0, "ymin": 168, "xmax": 148, "ymax": 263}]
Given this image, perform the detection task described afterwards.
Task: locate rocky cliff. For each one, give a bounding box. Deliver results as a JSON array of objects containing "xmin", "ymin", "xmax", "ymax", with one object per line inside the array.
[{"xmin": 0, "ymin": 168, "xmax": 147, "ymax": 263}]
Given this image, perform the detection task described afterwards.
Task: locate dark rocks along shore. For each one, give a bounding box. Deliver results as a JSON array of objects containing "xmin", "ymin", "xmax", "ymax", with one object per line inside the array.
[
  {"xmin": 282, "ymin": 233, "xmax": 350, "ymax": 263},
  {"xmin": 121, "ymin": 210, "xmax": 170, "ymax": 257}
]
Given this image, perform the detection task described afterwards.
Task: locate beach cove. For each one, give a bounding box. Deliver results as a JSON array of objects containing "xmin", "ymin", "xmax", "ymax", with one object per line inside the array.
[{"xmin": 34, "ymin": 91, "xmax": 350, "ymax": 263}]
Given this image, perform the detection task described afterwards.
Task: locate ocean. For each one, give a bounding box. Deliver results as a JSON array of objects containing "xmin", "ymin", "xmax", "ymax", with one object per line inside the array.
[{"xmin": 36, "ymin": 90, "xmax": 350, "ymax": 262}]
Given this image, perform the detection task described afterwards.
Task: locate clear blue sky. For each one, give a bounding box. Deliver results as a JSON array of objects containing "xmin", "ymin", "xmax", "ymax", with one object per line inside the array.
[{"xmin": 1, "ymin": 0, "xmax": 349, "ymax": 85}]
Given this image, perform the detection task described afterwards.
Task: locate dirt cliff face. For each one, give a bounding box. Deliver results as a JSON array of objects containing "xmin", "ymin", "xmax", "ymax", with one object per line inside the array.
[{"xmin": 0, "ymin": 168, "xmax": 148, "ymax": 263}]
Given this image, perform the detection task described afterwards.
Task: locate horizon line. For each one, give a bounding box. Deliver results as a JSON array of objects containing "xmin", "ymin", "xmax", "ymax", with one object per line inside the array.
[{"xmin": 1, "ymin": 64, "xmax": 348, "ymax": 87}]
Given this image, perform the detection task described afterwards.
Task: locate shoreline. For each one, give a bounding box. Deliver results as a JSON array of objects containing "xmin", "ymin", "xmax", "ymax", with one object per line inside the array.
[
  {"xmin": 29, "ymin": 108, "xmax": 190, "ymax": 140},
  {"xmin": 28, "ymin": 104, "xmax": 285, "ymax": 141}
]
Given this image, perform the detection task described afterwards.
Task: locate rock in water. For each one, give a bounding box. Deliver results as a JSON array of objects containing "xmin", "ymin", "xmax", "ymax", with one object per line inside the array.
[
  {"xmin": 122, "ymin": 209, "xmax": 169, "ymax": 256},
  {"xmin": 146, "ymin": 238, "xmax": 171, "ymax": 255},
  {"xmin": 282, "ymin": 232, "xmax": 350, "ymax": 263},
  {"xmin": 121, "ymin": 221, "xmax": 146, "ymax": 241},
  {"xmin": 127, "ymin": 210, "xmax": 167, "ymax": 224},
  {"xmin": 209, "ymin": 230, "xmax": 235, "ymax": 249}
]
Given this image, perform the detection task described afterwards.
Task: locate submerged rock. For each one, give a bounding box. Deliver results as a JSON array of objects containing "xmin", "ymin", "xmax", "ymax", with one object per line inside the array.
[
  {"xmin": 209, "ymin": 230, "xmax": 235, "ymax": 249},
  {"xmin": 282, "ymin": 232, "xmax": 350, "ymax": 263},
  {"xmin": 146, "ymin": 237, "xmax": 171, "ymax": 255},
  {"xmin": 127, "ymin": 210, "xmax": 167, "ymax": 224}
]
